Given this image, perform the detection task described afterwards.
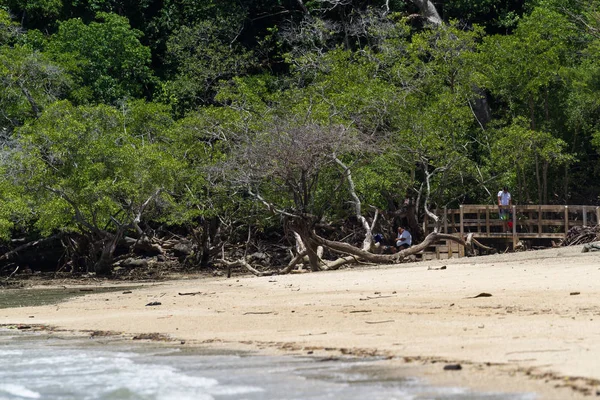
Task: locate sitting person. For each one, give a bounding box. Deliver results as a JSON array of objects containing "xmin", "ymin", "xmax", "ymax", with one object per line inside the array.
[{"xmin": 396, "ymin": 226, "xmax": 412, "ymax": 250}]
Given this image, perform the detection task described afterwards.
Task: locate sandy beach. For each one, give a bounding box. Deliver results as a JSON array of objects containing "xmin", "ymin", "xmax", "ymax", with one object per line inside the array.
[{"xmin": 2, "ymin": 246, "xmax": 600, "ymax": 398}]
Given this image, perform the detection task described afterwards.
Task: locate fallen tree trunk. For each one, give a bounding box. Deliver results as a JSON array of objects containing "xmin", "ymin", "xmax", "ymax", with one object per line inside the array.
[{"xmin": 311, "ymin": 231, "xmax": 469, "ymax": 264}]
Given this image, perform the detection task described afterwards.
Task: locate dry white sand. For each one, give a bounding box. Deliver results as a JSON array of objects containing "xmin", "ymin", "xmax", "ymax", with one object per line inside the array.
[{"xmin": 2, "ymin": 246, "xmax": 600, "ymax": 398}]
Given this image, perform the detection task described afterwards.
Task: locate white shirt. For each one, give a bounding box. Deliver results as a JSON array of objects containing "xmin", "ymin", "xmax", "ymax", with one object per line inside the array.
[
  {"xmin": 396, "ymin": 230, "xmax": 412, "ymax": 246},
  {"xmin": 497, "ymin": 190, "xmax": 511, "ymax": 206}
]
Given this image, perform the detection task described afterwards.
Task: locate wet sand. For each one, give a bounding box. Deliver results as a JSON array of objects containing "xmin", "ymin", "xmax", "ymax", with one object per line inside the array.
[{"xmin": 2, "ymin": 246, "xmax": 599, "ymax": 398}]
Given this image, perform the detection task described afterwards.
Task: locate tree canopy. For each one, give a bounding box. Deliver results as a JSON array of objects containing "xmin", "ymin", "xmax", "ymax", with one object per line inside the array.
[{"xmin": 2, "ymin": 0, "xmax": 600, "ymax": 274}]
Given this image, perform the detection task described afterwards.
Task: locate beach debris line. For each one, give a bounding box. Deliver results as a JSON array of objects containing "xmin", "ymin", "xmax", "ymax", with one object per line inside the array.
[
  {"xmin": 132, "ymin": 332, "xmax": 170, "ymax": 341},
  {"xmin": 178, "ymin": 291, "xmax": 215, "ymax": 296}
]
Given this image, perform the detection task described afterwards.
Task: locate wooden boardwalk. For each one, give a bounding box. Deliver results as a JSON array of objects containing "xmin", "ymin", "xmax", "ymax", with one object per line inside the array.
[{"xmin": 422, "ymin": 204, "xmax": 600, "ymax": 260}]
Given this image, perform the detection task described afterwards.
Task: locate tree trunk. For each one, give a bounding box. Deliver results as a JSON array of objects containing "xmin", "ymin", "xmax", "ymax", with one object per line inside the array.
[
  {"xmin": 94, "ymin": 230, "xmax": 123, "ymax": 276},
  {"xmin": 535, "ymin": 154, "xmax": 542, "ymax": 203},
  {"xmin": 200, "ymin": 217, "xmax": 220, "ymax": 267},
  {"xmin": 529, "ymin": 94, "xmax": 536, "ymax": 130},
  {"xmin": 289, "ymin": 217, "xmax": 321, "ymax": 271},
  {"xmin": 542, "ymin": 160, "xmax": 548, "ymax": 205}
]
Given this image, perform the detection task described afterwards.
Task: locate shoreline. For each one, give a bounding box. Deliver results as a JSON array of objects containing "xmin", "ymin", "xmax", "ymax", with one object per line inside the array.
[{"xmin": 2, "ymin": 246, "xmax": 599, "ymax": 398}]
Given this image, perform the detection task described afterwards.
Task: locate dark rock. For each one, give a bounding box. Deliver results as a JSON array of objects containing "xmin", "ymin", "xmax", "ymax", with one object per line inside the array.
[
  {"xmin": 249, "ymin": 252, "xmax": 268, "ymax": 261},
  {"xmin": 145, "ymin": 301, "xmax": 161, "ymax": 306},
  {"xmin": 120, "ymin": 258, "xmax": 148, "ymax": 268},
  {"xmin": 443, "ymin": 364, "xmax": 462, "ymax": 371},
  {"xmin": 173, "ymin": 242, "xmax": 193, "ymax": 257}
]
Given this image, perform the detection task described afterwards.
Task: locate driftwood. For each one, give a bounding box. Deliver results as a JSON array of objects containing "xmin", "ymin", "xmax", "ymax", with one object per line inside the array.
[
  {"xmin": 311, "ymin": 231, "xmax": 469, "ymax": 264},
  {"xmin": 582, "ymin": 243, "xmax": 600, "ymax": 252},
  {"xmin": 562, "ymin": 225, "xmax": 600, "ymax": 246},
  {"xmin": 465, "ymin": 233, "xmax": 497, "ymax": 255}
]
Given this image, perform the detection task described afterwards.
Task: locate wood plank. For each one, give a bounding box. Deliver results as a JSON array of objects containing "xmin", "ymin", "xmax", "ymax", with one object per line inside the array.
[
  {"xmin": 486, "ymin": 205, "xmax": 490, "ymax": 234},
  {"xmin": 512, "ymin": 205, "xmax": 518, "ymax": 249},
  {"xmin": 459, "ymin": 205, "xmax": 464, "ymax": 239},
  {"xmin": 565, "ymin": 206, "xmax": 569, "ymax": 235},
  {"xmin": 446, "ymin": 204, "xmax": 595, "ymax": 214},
  {"xmin": 462, "ymin": 219, "xmax": 584, "ymax": 227},
  {"xmin": 538, "ymin": 206, "xmax": 542, "ymax": 237},
  {"xmin": 472, "ymin": 232, "xmax": 565, "ymax": 239},
  {"xmin": 583, "ymin": 206, "xmax": 587, "ymax": 227}
]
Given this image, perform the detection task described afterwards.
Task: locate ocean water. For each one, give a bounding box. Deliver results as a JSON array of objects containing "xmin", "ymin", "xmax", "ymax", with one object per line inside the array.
[{"xmin": 0, "ymin": 330, "xmax": 535, "ymax": 400}]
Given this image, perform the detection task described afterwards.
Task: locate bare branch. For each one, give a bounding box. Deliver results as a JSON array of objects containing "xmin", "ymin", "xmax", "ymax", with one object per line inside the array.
[
  {"xmin": 295, "ymin": 0, "xmax": 309, "ymax": 14},
  {"xmin": 334, "ymin": 155, "xmax": 374, "ymax": 251},
  {"xmin": 43, "ymin": 186, "xmax": 101, "ymax": 235},
  {"xmin": 410, "ymin": 0, "xmax": 443, "ymax": 26},
  {"xmin": 248, "ymin": 189, "xmax": 299, "ymax": 218},
  {"xmin": 279, "ymin": 250, "xmax": 308, "ymax": 274},
  {"xmin": 215, "ymin": 258, "xmax": 275, "ymax": 277}
]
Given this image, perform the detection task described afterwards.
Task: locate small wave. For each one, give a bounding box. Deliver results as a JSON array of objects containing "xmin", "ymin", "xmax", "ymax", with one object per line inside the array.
[
  {"xmin": 0, "ymin": 384, "xmax": 41, "ymax": 399},
  {"xmin": 0, "ymin": 350, "xmax": 23, "ymax": 356},
  {"xmin": 206, "ymin": 385, "xmax": 264, "ymax": 395}
]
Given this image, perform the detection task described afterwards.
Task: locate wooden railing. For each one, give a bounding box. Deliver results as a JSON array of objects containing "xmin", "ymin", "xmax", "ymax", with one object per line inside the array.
[{"xmin": 425, "ymin": 204, "xmax": 600, "ymax": 250}]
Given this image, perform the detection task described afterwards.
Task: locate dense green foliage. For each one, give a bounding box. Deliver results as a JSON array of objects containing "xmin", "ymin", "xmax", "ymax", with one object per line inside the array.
[{"xmin": 2, "ymin": 0, "xmax": 600, "ymax": 271}]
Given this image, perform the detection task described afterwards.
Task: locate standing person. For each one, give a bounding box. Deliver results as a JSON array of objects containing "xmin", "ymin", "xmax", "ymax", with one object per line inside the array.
[
  {"xmin": 395, "ymin": 226, "xmax": 412, "ymax": 251},
  {"xmin": 497, "ymin": 186, "xmax": 512, "ymax": 232}
]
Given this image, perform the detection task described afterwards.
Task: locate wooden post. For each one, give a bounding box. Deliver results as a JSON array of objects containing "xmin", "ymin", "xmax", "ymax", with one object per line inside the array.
[
  {"xmin": 596, "ymin": 207, "xmax": 600, "ymax": 226},
  {"xmin": 459, "ymin": 205, "xmax": 464, "ymax": 237},
  {"xmin": 485, "ymin": 205, "xmax": 490, "ymax": 234},
  {"xmin": 451, "ymin": 209, "xmax": 456, "ymax": 232},
  {"xmin": 564, "ymin": 206, "xmax": 569, "ymax": 235},
  {"xmin": 443, "ymin": 207, "xmax": 450, "ymax": 258},
  {"xmin": 583, "ymin": 206, "xmax": 587, "ymax": 227},
  {"xmin": 459, "ymin": 205, "xmax": 464, "ymax": 258},
  {"xmin": 538, "ymin": 206, "xmax": 542, "ymax": 237},
  {"xmin": 512, "ymin": 205, "xmax": 518, "ymax": 249}
]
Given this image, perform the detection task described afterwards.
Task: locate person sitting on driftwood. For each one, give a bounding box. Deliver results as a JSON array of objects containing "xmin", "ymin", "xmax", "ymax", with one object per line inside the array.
[{"xmin": 395, "ymin": 226, "xmax": 412, "ymax": 251}]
